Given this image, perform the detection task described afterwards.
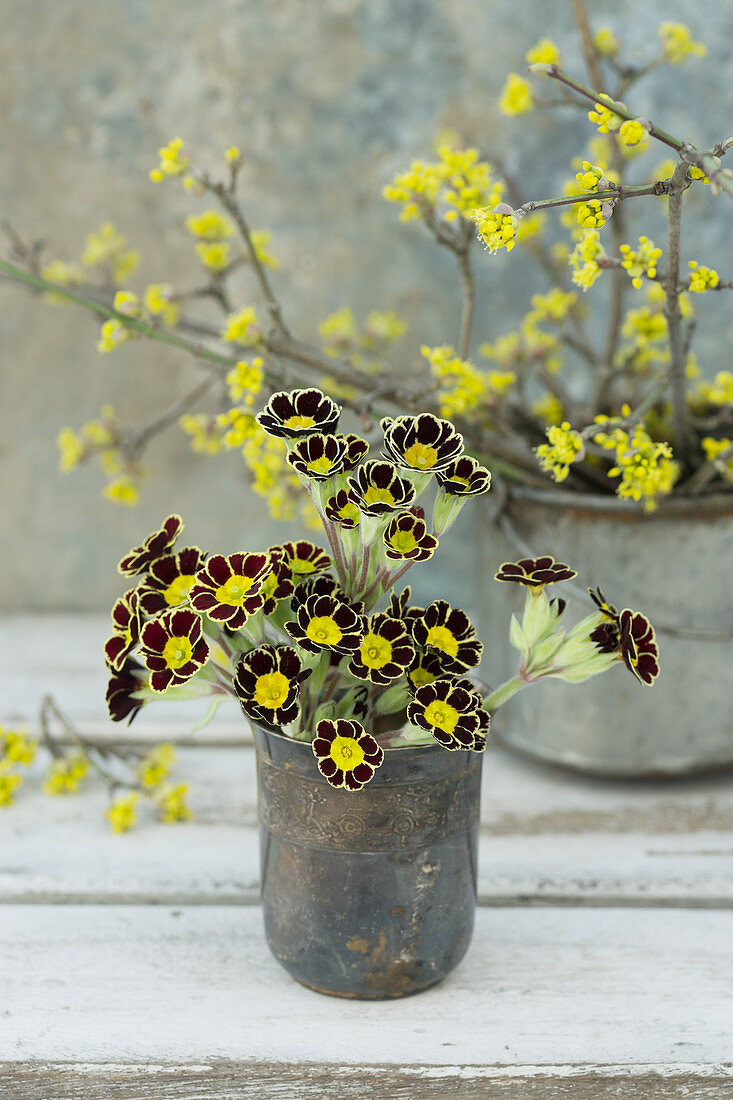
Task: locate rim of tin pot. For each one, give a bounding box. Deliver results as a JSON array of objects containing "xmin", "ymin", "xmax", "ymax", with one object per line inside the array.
[
  {"xmin": 505, "ymin": 482, "xmax": 733, "ymax": 520},
  {"xmin": 252, "ymin": 720, "xmax": 447, "ymax": 755}
]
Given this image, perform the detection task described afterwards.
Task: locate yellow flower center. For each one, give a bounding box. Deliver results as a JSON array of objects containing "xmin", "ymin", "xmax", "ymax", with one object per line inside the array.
[
  {"xmin": 291, "ymin": 558, "xmax": 316, "ymax": 574},
  {"xmin": 253, "ymin": 671, "xmax": 291, "ymax": 710},
  {"xmin": 163, "ymin": 574, "xmax": 195, "ymax": 606},
  {"xmin": 308, "ymin": 456, "xmax": 334, "ymax": 475},
  {"xmin": 390, "ymin": 529, "xmax": 418, "ymax": 554},
  {"xmin": 329, "ymin": 735, "xmax": 365, "ymax": 771},
  {"xmin": 363, "ymin": 486, "xmax": 396, "ymax": 508},
  {"xmin": 215, "ymin": 574, "xmax": 255, "ymax": 606},
  {"xmin": 306, "ymin": 615, "xmax": 343, "ymax": 646},
  {"xmin": 410, "ymin": 664, "xmax": 438, "ymax": 688},
  {"xmin": 162, "ymin": 635, "xmax": 193, "ymax": 670},
  {"xmin": 338, "ymin": 502, "xmax": 361, "ymax": 525},
  {"xmin": 425, "ymin": 625, "xmax": 459, "ymax": 657},
  {"xmin": 424, "ymin": 699, "xmax": 460, "ymax": 734},
  {"xmin": 403, "ymin": 442, "xmax": 439, "ymax": 469},
  {"xmin": 284, "ymin": 414, "xmax": 316, "ymax": 430},
  {"xmin": 360, "ymin": 632, "xmax": 393, "ymax": 670}
]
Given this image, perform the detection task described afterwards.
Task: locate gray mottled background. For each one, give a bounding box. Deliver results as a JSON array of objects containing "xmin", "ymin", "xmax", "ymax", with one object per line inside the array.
[{"xmin": 1, "ymin": 0, "xmax": 731, "ymax": 612}]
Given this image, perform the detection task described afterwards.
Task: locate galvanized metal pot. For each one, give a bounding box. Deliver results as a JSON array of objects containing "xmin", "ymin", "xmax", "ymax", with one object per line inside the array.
[
  {"xmin": 253, "ymin": 724, "xmax": 482, "ymax": 998},
  {"xmin": 480, "ymin": 486, "xmax": 733, "ymax": 778}
]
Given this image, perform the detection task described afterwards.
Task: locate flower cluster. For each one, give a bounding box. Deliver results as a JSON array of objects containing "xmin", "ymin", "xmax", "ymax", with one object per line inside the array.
[
  {"xmin": 383, "ymin": 140, "xmax": 503, "ymax": 225},
  {"xmin": 592, "ymin": 422, "xmax": 679, "ymax": 511},
  {"xmin": 422, "ymin": 344, "xmax": 515, "ymax": 419},
  {"xmin": 535, "ymin": 422, "xmax": 585, "ymax": 482},
  {"xmin": 0, "ymin": 725, "xmax": 38, "ymax": 808},
  {"xmin": 470, "ymin": 207, "xmax": 519, "ymax": 254},
  {"xmin": 619, "ymin": 237, "xmax": 662, "ymax": 289},
  {"xmin": 687, "ymin": 262, "xmax": 719, "ymax": 293}
]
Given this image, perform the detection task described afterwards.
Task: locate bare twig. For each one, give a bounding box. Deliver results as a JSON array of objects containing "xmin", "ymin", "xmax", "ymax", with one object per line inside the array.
[{"xmin": 664, "ymin": 162, "xmax": 695, "ymax": 469}]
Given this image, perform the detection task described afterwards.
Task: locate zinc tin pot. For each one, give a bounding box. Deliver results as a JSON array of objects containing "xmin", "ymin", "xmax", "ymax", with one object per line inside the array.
[
  {"xmin": 253, "ymin": 723, "xmax": 483, "ymax": 999},
  {"xmin": 480, "ymin": 485, "xmax": 733, "ymax": 779}
]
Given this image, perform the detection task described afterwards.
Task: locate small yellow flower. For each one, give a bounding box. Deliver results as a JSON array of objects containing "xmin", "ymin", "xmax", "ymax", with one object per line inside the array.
[
  {"xmin": 157, "ymin": 783, "xmax": 192, "ymax": 824},
  {"xmin": 97, "ymin": 318, "xmax": 131, "ymax": 354},
  {"xmin": 575, "ymin": 161, "xmax": 606, "ymax": 192},
  {"xmin": 525, "ymin": 38, "xmax": 561, "ymax": 66},
  {"xmin": 82, "ymin": 223, "xmax": 139, "ymax": 285},
  {"xmin": 137, "ymin": 743, "xmax": 176, "ymax": 789},
  {"xmin": 150, "ymin": 137, "xmax": 190, "ymax": 181},
  {"xmin": 535, "ymin": 421, "xmax": 584, "ymax": 482},
  {"xmin": 593, "ymin": 423, "xmax": 678, "ymax": 511},
  {"xmin": 222, "ymin": 306, "xmax": 259, "ymax": 344},
  {"xmin": 225, "ymin": 145, "xmax": 241, "ymax": 164},
  {"xmin": 569, "ymin": 230, "xmax": 604, "ymax": 291},
  {"xmin": 250, "ymin": 230, "xmax": 279, "ymax": 270},
  {"xmin": 107, "ymin": 792, "xmax": 139, "ymax": 834},
  {"xmin": 0, "ymin": 764, "xmax": 22, "ymax": 808},
  {"xmin": 619, "ymin": 236, "xmax": 662, "ymax": 289},
  {"xmin": 185, "ymin": 209, "xmax": 234, "ymax": 241},
  {"xmin": 57, "ymin": 427, "xmax": 85, "ymax": 471},
  {"xmin": 659, "ymin": 22, "xmax": 706, "ymax": 65},
  {"xmin": 196, "ymin": 242, "xmax": 231, "ymax": 271},
  {"xmin": 593, "ymin": 27, "xmax": 619, "ymax": 56},
  {"xmin": 43, "ymin": 754, "xmax": 89, "ymax": 796},
  {"xmin": 618, "ymin": 119, "xmax": 647, "ymax": 148},
  {"xmin": 471, "ymin": 207, "xmax": 519, "ymax": 253},
  {"xmin": 1, "ymin": 727, "xmax": 38, "ymax": 766},
  {"xmin": 588, "ymin": 95, "xmax": 624, "ymax": 134},
  {"xmin": 104, "ymin": 477, "xmax": 139, "ymax": 506},
  {"xmin": 688, "ymin": 261, "xmax": 719, "ymax": 293},
  {"xmin": 690, "ymin": 165, "xmax": 710, "ymax": 184},
  {"xmin": 113, "ymin": 290, "xmax": 141, "ymax": 317},
  {"xmin": 144, "ymin": 283, "xmax": 180, "ymax": 327},
  {"xmin": 226, "ymin": 358, "xmax": 263, "ymax": 402},
  {"xmin": 577, "ymin": 199, "xmax": 606, "ymax": 229},
  {"xmin": 532, "ymin": 393, "xmax": 564, "ymax": 427},
  {"xmin": 499, "ymin": 73, "xmax": 533, "ymax": 116}
]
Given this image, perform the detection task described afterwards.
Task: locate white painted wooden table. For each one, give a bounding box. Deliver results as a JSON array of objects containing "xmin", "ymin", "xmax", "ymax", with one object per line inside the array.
[{"xmin": 1, "ymin": 615, "xmax": 733, "ymax": 1098}]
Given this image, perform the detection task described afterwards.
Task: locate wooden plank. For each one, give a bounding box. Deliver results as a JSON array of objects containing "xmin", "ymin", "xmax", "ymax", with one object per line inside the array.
[
  {"xmin": 1, "ymin": 906, "xmax": 731, "ymax": 1066},
  {"xmin": 3, "ymin": 746, "xmax": 733, "ymax": 906},
  {"xmin": 2, "ymin": 1061, "xmax": 733, "ymax": 1100}
]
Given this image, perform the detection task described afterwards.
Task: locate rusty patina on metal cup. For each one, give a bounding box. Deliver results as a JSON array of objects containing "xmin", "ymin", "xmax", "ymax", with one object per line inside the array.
[{"xmin": 253, "ymin": 724, "xmax": 482, "ymax": 999}]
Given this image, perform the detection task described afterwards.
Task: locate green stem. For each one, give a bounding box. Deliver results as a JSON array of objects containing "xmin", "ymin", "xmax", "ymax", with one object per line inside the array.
[{"xmin": 484, "ymin": 675, "xmax": 527, "ymax": 712}]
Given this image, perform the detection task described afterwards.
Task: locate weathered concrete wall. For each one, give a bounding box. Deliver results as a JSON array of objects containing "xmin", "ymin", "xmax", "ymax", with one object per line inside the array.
[{"xmin": 1, "ymin": 0, "xmax": 730, "ymax": 610}]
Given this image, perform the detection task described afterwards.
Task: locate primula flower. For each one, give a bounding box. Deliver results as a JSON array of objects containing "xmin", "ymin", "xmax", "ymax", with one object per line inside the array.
[
  {"xmin": 259, "ymin": 549, "xmax": 295, "ymax": 615},
  {"xmin": 619, "ymin": 609, "xmax": 660, "ymax": 686},
  {"xmin": 234, "ymin": 644, "xmax": 311, "ymax": 727},
  {"xmin": 435, "ymin": 456, "xmax": 491, "ymax": 497},
  {"xmin": 341, "ymin": 434, "xmax": 370, "ymax": 470},
  {"xmin": 312, "ymin": 718, "xmax": 384, "ymax": 790},
  {"xmin": 588, "ymin": 587, "xmax": 620, "ymax": 625},
  {"xmin": 138, "ymin": 547, "xmax": 207, "ymax": 615},
  {"xmin": 289, "ymin": 574, "xmax": 361, "ymax": 614},
  {"xmin": 257, "ymin": 388, "xmax": 341, "ymax": 440},
  {"xmin": 287, "ymin": 433, "xmax": 349, "ymax": 481},
  {"xmin": 278, "ymin": 540, "xmax": 332, "ymax": 576},
  {"xmin": 382, "ymin": 413, "xmax": 464, "ymax": 474},
  {"xmin": 383, "ymin": 511, "xmax": 438, "ymax": 563},
  {"xmin": 499, "ymin": 73, "xmax": 534, "ymax": 116},
  {"xmin": 347, "ymin": 461, "xmax": 416, "ymax": 517},
  {"xmin": 139, "ymin": 608, "xmax": 211, "ymax": 693},
  {"xmin": 286, "ymin": 593, "xmax": 366, "ymax": 655},
  {"xmin": 535, "ymin": 421, "xmax": 585, "ymax": 482},
  {"xmin": 325, "ymin": 489, "xmax": 361, "ymax": 529},
  {"xmin": 688, "ymin": 262, "xmax": 720, "ymax": 293},
  {"xmin": 412, "ymin": 600, "xmax": 483, "ymax": 673},
  {"xmin": 106, "ymin": 656, "xmax": 148, "ymax": 724},
  {"xmin": 495, "ymin": 556, "xmax": 577, "ymax": 588},
  {"xmin": 104, "ymin": 588, "xmax": 143, "ymax": 671},
  {"xmin": 189, "ymin": 552, "xmax": 271, "ymax": 628},
  {"xmin": 118, "ymin": 515, "xmax": 183, "ymax": 576},
  {"xmin": 348, "ymin": 612, "xmax": 416, "ymax": 685},
  {"xmin": 407, "ymin": 650, "xmax": 444, "ymax": 691},
  {"xmin": 407, "ymin": 678, "xmax": 489, "ymax": 752}
]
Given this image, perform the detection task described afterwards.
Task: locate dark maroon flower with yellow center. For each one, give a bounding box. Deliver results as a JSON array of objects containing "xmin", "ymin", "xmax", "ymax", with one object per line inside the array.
[
  {"xmin": 104, "ymin": 589, "xmax": 143, "ymax": 671},
  {"xmin": 387, "ymin": 585, "xmax": 414, "ymax": 620},
  {"xmin": 347, "ymin": 461, "xmax": 415, "ymax": 517},
  {"xmin": 286, "ymin": 433, "xmax": 349, "ymax": 481},
  {"xmin": 139, "ymin": 608, "xmax": 210, "ymax": 693},
  {"xmin": 325, "ymin": 489, "xmax": 361, "ymax": 529},
  {"xmin": 341, "ymin": 434, "xmax": 370, "ymax": 470},
  {"xmin": 412, "ymin": 600, "xmax": 483, "ymax": 673},
  {"xmin": 256, "ymin": 388, "xmax": 341, "ymax": 440},
  {"xmin": 106, "ymin": 656, "xmax": 148, "ymax": 725},
  {"xmin": 348, "ymin": 612, "xmax": 415, "ymax": 685},
  {"xmin": 138, "ymin": 547, "xmax": 207, "ymax": 616},
  {"xmin": 383, "ymin": 510, "xmax": 439, "ymax": 563},
  {"xmin": 312, "ymin": 718, "xmax": 384, "ymax": 790},
  {"xmin": 286, "ymin": 593, "xmax": 365, "ymax": 655},
  {"xmin": 407, "ymin": 650, "xmax": 445, "ymax": 692},
  {"xmin": 190, "ymin": 552, "xmax": 271, "ymax": 629},
  {"xmin": 436, "ymin": 455, "xmax": 492, "ymax": 497},
  {"xmin": 619, "ymin": 609, "xmax": 660, "ymax": 686},
  {"xmin": 290, "ymin": 574, "xmax": 363, "ymax": 614},
  {"xmin": 381, "ymin": 413, "xmax": 464, "ymax": 474},
  {"xmin": 407, "ymin": 678, "xmax": 489, "ymax": 752},
  {"xmin": 259, "ymin": 550, "xmax": 294, "ymax": 616},
  {"xmin": 234, "ymin": 644, "xmax": 311, "ymax": 727},
  {"xmin": 118, "ymin": 515, "xmax": 183, "ymax": 576},
  {"xmin": 278, "ymin": 540, "xmax": 332, "ymax": 578},
  {"xmin": 495, "ymin": 556, "xmax": 577, "ymax": 589},
  {"xmin": 588, "ymin": 586, "xmax": 620, "ymax": 624}
]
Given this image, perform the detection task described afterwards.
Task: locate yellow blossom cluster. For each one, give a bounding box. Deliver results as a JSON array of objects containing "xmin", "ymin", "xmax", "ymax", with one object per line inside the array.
[
  {"xmin": 82, "ymin": 223, "xmax": 139, "ymax": 285},
  {"xmin": 659, "ymin": 22, "xmax": 706, "ymax": 65},
  {"xmin": 226, "ymin": 357, "xmax": 264, "ymax": 404},
  {"xmin": 593, "ymin": 422, "xmax": 679, "ymax": 510},
  {"xmin": 499, "ymin": 73, "xmax": 534, "ymax": 116},
  {"xmin": 526, "ymin": 287, "xmax": 578, "ymax": 325},
  {"xmin": 588, "ymin": 95, "xmax": 625, "ymax": 134},
  {"xmin": 242, "ymin": 427, "xmax": 320, "ymax": 528},
  {"xmin": 0, "ymin": 725, "xmax": 38, "ymax": 808},
  {"xmin": 569, "ymin": 230, "xmax": 605, "ymax": 291},
  {"xmin": 577, "ymin": 199, "xmax": 607, "ymax": 229},
  {"xmin": 222, "ymin": 306, "xmax": 260, "ymax": 345},
  {"xmin": 471, "ymin": 208, "xmax": 519, "ymax": 254},
  {"xmin": 217, "ymin": 408, "xmax": 260, "ymax": 449},
  {"xmin": 701, "ymin": 437, "xmax": 733, "ymax": 481},
  {"xmin": 57, "ymin": 406, "xmax": 144, "ymax": 506},
  {"xmin": 526, "ymin": 38, "xmax": 562, "ymax": 66},
  {"xmin": 575, "ymin": 161, "xmax": 607, "ymax": 192},
  {"xmin": 691, "ymin": 371, "xmax": 733, "ymax": 409},
  {"xmin": 249, "ymin": 230, "xmax": 279, "ymax": 270},
  {"xmin": 156, "ymin": 783, "xmax": 193, "ymax": 824},
  {"xmin": 144, "ymin": 284, "xmax": 180, "ymax": 327},
  {"xmin": 180, "ymin": 413, "xmax": 227, "ymax": 455},
  {"xmin": 618, "ymin": 119, "xmax": 649, "ymax": 149},
  {"xmin": 480, "ymin": 314, "xmax": 562, "ymax": 375},
  {"xmin": 593, "ymin": 27, "xmax": 619, "ymax": 56},
  {"xmin": 107, "ymin": 791, "xmax": 138, "ymax": 833},
  {"xmin": 43, "ymin": 753, "xmax": 89, "ymax": 795},
  {"xmin": 621, "ymin": 306, "xmax": 668, "ymax": 345},
  {"xmin": 41, "ymin": 258, "xmax": 85, "ymax": 303},
  {"xmin": 137, "ymin": 743, "xmax": 176, "ymax": 789},
  {"xmin": 422, "ymin": 344, "xmax": 515, "ymax": 419},
  {"xmin": 185, "ymin": 209, "xmax": 236, "ymax": 270},
  {"xmin": 619, "ymin": 236, "xmax": 662, "ymax": 289},
  {"xmin": 535, "ymin": 421, "xmax": 585, "ymax": 482},
  {"xmin": 688, "ymin": 261, "xmax": 720, "ymax": 293},
  {"xmin": 532, "ymin": 393, "xmax": 565, "ymax": 427},
  {"xmin": 319, "ymin": 308, "xmax": 407, "ymax": 371},
  {"xmin": 149, "ymin": 137, "xmax": 191, "ymax": 183},
  {"xmin": 383, "ymin": 142, "xmax": 503, "ymax": 223}
]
